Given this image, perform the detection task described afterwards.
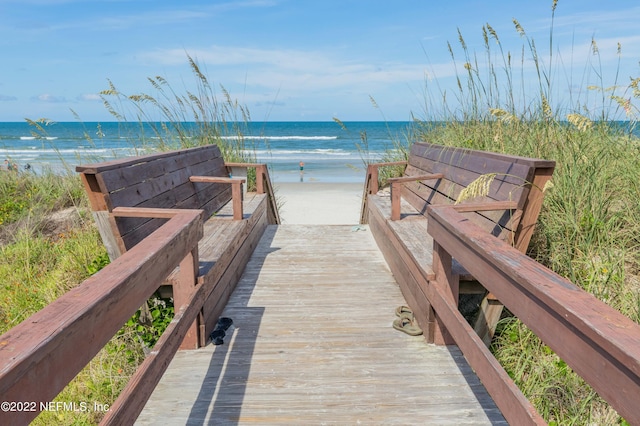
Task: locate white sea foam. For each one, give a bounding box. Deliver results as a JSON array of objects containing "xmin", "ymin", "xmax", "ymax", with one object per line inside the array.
[
  {"xmin": 222, "ymin": 135, "xmax": 337, "ymax": 141},
  {"xmin": 251, "ymin": 149, "xmax": 352, "ymax": 156}
]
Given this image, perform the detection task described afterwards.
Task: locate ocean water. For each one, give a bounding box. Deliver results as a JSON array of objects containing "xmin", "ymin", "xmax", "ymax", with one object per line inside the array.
[{"xmin": 0, "ymin": 121, "xmax": 414, "ymax": 183}]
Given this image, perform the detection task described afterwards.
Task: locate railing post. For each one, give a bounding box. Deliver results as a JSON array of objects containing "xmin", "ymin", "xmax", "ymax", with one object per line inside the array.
[
  {"xmin": 229, "ymin": 166, "xmax": 248, "ymax": 197},
  {"xmin": 431, "ymin": 240, "xmax": 459, "ymax": 345},
  {"xmin": 232, "ymin": 181, "xmax": 244, "ymax": 220},
  {"xmin": 255, "ymin": 165, "xmax": 266, "ymax": 194},
  {"xmin": 369, "ymin": 164, "xmax": 379, "ymax": 194},
  {"xmin": 174, "ymin": 246, "xmax": 200, "ymax": 349},
  {"xmin": 390, "ymin": 181, "xmax": 402, "ymax": 220}
]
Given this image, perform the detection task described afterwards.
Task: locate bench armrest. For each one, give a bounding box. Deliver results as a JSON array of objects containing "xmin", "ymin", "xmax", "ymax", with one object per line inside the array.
[
  {"xmin": 370, "ymin": 161, "xmax": 408, "ymax": 168},
  {"xmin": 451, "ymin": 201, "xmax": 518, "ymax": 213},
  {"xmin": 113, "ymin": 207, "xmax": 205, "ymax": 219},
  {"xmin": 388, "ymin": 173, "xmax": 444, "ymax": 184},
  {"xmin": 190, "ymin": 176, "xmax": 246, "ymax": 220},
  {"xmin": 390, "ymin": 173, "xmax": 444, "ymax": 220},
  {"xmin": 189, "ymin": 176, "xmax": 246, "ymax": 184}
]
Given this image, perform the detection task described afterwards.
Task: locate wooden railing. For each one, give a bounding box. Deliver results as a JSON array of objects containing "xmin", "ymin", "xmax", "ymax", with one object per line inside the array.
[
  {"xmin": 426, "ymin": 205, "xmax": 640, "ymax": 425},
  {"xmin": 0, "ymin": 208, "xmax": 205, "ymax": 425},
  {"xmin": 226, "ymin": 162, "xmax": 281, "ymax": 224},
  {"xmin": 360, "ymin": 161, "xmax": 407, "ymax": 224}
]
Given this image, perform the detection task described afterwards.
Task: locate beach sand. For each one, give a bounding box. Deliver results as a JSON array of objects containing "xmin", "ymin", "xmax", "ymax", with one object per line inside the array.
[{"xmin": 274, "ymin": 182, "xmax": 364, "ymax": 224}]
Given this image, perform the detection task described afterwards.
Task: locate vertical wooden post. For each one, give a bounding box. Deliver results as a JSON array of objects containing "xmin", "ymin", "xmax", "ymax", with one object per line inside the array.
[
  {"xmin": 473, "ymin": 293, "xmax": 503, "ymax": 347},
  {"xmin": 255, "ymin": 165, "xmax": 266, "ymax": 194},
  {"xmin": 390, "ymin": 181, "xmax": 402, "ymax": 220},
  {"xmin": 369, "ymin": 165, "xmax": 379, "ymax": 194},
  {"xmin": 79, "ymin": 172, "xmax": 125, "ymax": 260},
  {"xmin": 230, "ymin": 167, "xmax": 248, "ymax": 197},
  {"xmin": 174, "ymin": 247, "xmax": 200, "ymax": 349},
  {"xmin": 474, "ymin": 165, "xmax": 554, "ymax": 346},
  {"xmin": 232, "ymin": 180, "xmax": 244, "ymax": 220},
  {"xmin": 431, "ymin": 240, "xmax": 459, "ymax": 345},
  {"xmin": 514, "ymin": 166, "xmax": 554, "ymax": 253}
]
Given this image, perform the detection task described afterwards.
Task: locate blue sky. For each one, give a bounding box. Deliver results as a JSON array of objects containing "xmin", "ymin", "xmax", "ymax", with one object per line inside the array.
[{"xmin": 1, "ymin": 0, "xmax": 639, "ymax": 122}]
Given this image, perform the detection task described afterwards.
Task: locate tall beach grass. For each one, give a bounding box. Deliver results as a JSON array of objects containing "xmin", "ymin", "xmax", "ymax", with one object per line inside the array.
[
  {"xmin": 0, "ymin": 57, "xmax": 262, "ymax": 423},
  {"xmin": 411, "ymin": 2, "xmax": 640, "ymax": 423},
  {"xmin": 99, "ymin": 54, "xmax": 260, "ymax": 189}
]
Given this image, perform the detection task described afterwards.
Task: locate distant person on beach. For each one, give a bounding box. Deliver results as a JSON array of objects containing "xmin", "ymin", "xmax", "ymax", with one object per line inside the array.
[
  {"xmin": 4, "ymin": 159, "xmax": 18, "ymax": 172},
  {"xmin": 299, "ymin": 161, "xmax": 305, "ymax": 182}
]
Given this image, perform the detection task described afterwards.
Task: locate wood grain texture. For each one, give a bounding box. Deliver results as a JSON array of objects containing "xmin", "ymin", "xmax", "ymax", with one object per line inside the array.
[
  {"xmin": 0, "ymin": 210, "xmax": 203, "ymax": 425},
  {"xmin": 361, "ymin": 143, "xmax": 555, "ymax": 348},
  {"xmin": 136, "ymin": 225, "xmax": 506, "ymax": 425},
  {"xmin": 428, "ymin": 206, "xmax": 640, "ymax": 425}
]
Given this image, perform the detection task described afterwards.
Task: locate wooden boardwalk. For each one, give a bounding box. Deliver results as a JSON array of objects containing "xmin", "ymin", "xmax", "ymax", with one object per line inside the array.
[{"xmin": 136, "ymin": 225, "xmax": 506, "ymax": 425}]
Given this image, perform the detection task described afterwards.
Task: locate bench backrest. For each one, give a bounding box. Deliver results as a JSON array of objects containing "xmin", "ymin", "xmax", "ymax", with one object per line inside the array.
[
  {"xmin": 403, "ymin": 142, "xmax": 555, "ymax": 252},
  {"xmin": 77, "ymin": 144, "xmax": 232, "ymax": 259}
]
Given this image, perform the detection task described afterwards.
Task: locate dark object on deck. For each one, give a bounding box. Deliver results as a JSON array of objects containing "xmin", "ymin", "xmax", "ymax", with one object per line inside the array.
[{"xmin": 210, "ymin": 317, "xmax": 233, "ymax": 345}]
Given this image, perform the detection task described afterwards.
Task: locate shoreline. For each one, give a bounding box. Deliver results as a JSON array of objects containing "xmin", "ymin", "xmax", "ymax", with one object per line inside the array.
[{"xmin": 274, "ymin": 182, "xmax": 364, "ymax": 225}]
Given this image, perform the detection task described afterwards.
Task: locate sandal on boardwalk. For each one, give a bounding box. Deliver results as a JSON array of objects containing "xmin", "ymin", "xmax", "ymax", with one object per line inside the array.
[
  {"xmin": 395, "ymin": 305, "xmax": 414, "ymax": 320},
  {"xmin": 217, "ymin": 317, "xmax": 233, "ymax": 331},
  {"xmin": 393, "ymin": 317, "xmax": 423, "ymax": 336}
]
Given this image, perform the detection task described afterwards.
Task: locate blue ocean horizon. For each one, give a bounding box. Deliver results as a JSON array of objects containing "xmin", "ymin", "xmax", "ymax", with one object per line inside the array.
[{"xmin": 0, "ymin": 121, "xmax": 415, "ymax": 183}]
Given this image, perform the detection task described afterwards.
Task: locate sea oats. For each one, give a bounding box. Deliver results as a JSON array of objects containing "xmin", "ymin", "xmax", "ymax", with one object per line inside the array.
[{"xmin": 455, "ymin": 173, "xmax": 497, "ymax": 204}]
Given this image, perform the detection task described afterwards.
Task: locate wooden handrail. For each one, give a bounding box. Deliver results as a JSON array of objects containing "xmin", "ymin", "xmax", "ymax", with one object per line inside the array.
[
  {"xmin": 426, "ymin": 205, "xmax": 640, "ymax": 425},
  {"xmin": 390, "ymin": 173, "xmax": 445, "ymax": 220},
  {"xmin": 225, "ymin": 162, "xmax": 265, "ymax": 194},
  {"xmin": 360, "ymin": 161, "xmax": 408, "ymax": 224},
  {"xmin": 224, "ymin": 162, "xmax": 280, "ymax": 224},
  {"xmin": 257, "ymin": 165, "xmax": 281, "ymax": 224},
  {"xmin": 367, "ymin": 161, "xmax": 407, "ymax": 195},
  {"xmin": 387, "ymin": 173, "xmax": 444, "ymax": 184},
  {"xmin": 190, "ymin": 176, "xmax": 245, "ymax": 220},
  {"xmin": 0, "ymin": 209, "xmax": 204, "ymax": 425}
]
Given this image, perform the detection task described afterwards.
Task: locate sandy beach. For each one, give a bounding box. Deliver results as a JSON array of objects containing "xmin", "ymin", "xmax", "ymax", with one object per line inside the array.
[{"xmin": 274, "ymin": 182, "xmax": 364, "ymax": 224}]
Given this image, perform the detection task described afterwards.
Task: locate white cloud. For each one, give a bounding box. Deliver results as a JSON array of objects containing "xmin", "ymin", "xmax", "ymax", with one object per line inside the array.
[
  {"xmin": 32, "ymin": 94, "xmax": 67, "ymax": 103},
  {"xmin": 138, "ymin": 45, "xmax": 438, "ymax": 93},
  {"xmin": 78, "ymin": 93, "xmax": 102, "ymax": 101}
]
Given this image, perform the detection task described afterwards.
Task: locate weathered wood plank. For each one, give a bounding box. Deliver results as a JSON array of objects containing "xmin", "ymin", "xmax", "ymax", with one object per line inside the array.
[
  {"xmin": 425, "ymin": 281, "xmax": 544, "ymax": 425},
  {"xmin": 76, "ymin": 144, "xmax": 224, "ymax": 179},
  {"xmin": 136, "ymin": 225, "xmax": 506, "ymax": 425}
]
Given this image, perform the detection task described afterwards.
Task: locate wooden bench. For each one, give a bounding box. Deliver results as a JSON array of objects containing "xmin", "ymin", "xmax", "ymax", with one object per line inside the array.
[
  {"xmin": 361, "ymin": 142, "xmax": 555, "ymax": 344},
  {"xmin": 76, "ymin": 144, "xmax": 280, "ymax": 349}
]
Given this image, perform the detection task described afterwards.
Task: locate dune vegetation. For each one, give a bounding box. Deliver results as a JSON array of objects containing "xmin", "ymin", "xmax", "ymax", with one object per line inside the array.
[{"xmin": 408, "ymin": 3, "xmax": 640, "ymax": 424}]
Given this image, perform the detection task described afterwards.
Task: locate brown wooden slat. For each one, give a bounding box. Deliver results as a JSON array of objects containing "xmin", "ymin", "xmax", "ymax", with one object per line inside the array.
[
  {"xmin": 411, "ymin": 142, "xmax": 554, "ymax": 172},
  {"xmin": 399, "ymin": 183, "xmax": 520, "ymax": 239},
  {"xmin": 412, "ymin": 142, "xmax": 555, "ymax": 169},
  {"xmin": 388, "ymin": 173, "xmax": 444, "ymax": 184},
  {"xmin": 404, "ymin": 160, "xmax": 531, "ymax": 205},
  {"xmin": 97, "ymin": 151, "xmax": 224, "ymax": 195},
  {"xmin": 119, "ymin": 187, "xmax": 233, "ymax": 251},
  {"xmin": 104, "ymin": 160, "xmax": 228, "ymax": 210},
  {"xmin": 76, "ymin": 144, "xmax": 223, "ymax": 175}
]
